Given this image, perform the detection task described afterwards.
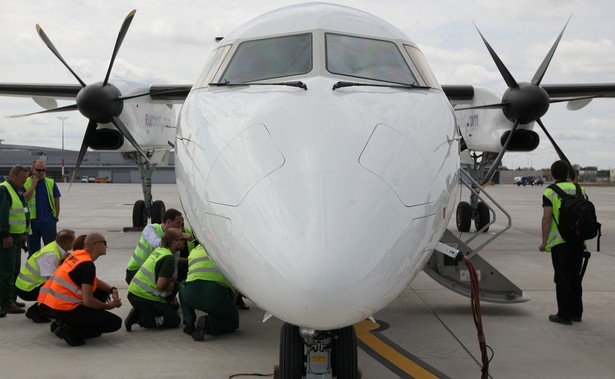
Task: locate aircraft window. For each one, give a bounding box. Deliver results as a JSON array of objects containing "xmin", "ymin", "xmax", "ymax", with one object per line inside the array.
[
  {"xmin": 403, "ymin": 45, "xmax": 441, "ymax": 89},
  {"xmin": 221, "ymin": 33, "xmax": 312, "ymax": 83},
  {"xmin": 326, "ymin": 33, "xmax": 417, "ymax": 85},
  {"xmin": 195, "ymin": 44, "xmax": 232, "ymax": 88}
]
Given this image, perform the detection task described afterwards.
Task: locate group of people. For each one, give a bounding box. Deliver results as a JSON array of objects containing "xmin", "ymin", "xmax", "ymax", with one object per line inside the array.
[{"xmin": 1, "ymin": 162, "xmax": 241, "ymax": 346}]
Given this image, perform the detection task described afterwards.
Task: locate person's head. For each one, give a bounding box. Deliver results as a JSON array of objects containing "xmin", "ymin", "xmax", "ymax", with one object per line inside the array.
[
  {"xmin": 162, "ymin": 208, "xmax": 183, "ymax": 230},
  {"xmin": 84, "ymin": 233, "xmax": 108, "ymax": 260},
  {"xmin": 8, "ymin": 165, "xmax": 29, "ymax": 188},
  {"xmin": 160, "ymin": 227, "xmax": 184, "ymax": 252},
  {"xmin": 551, "ymin": 160, "xmax": 569, "ymax": 181},
  {"xmin": 55, "ymin": 229, "xmax": 76, "ymax": 252},
  {"xmin": 72, "ymin": 234, "xmax": 87, "ymax": 250},
  {"xmin": 31, "ymin": 160, "xmax": 47, "ymax": 179}
]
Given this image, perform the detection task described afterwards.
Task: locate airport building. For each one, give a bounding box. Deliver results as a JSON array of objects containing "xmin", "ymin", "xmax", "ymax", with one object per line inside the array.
[{"xmin": 0, "ymin": 142, "xmax": 176, "ymax": 183}]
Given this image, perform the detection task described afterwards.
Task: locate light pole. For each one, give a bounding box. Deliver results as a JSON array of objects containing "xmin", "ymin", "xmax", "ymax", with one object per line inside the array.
[{"xmin": 57, "ymin": 116, "xmax": 69, "ymax": 182}]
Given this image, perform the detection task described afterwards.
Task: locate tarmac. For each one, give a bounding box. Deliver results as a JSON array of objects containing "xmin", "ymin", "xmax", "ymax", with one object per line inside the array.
[{"xmin": 1, "ymin": 182, "xmax": 614, "ymax": 379}]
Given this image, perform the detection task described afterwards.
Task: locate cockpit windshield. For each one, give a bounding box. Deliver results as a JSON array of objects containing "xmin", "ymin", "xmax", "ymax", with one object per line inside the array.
[
  {"xmin": 325, "ymin": 33, "xmax": 418, "ymax": 85},
  {"xmin": 220, "ymin": 33, "xmax": 312, "ymax": 83}
]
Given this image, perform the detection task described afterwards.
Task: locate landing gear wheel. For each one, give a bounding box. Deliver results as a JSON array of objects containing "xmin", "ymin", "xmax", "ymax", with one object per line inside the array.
[
  {"xmin": 332, "ymin": 326, "xmax": 358, "ymax": 379},
  {"xmin": 456, "ymin": 201, "xmax": 472, "ymax": 232},
  {"xmin": 132, "ymin": 200, "xmax": 147, "ymax": 228},
  {"xmin": 151, "ymin": 200, "xmax": 166, "ymax": 224},
  {"xmin": 474, "ymin": 201, "xmax": 490, "ymax": 232},
  {"xmin": 279, "ymin": 323, "xmax": 304, "ymax": 379}
]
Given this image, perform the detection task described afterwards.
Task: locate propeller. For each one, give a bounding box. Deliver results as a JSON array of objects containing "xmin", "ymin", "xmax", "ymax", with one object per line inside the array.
[
  {"xmin": 27, "ymin": 10, "xmax": 152, "ymax": 184},
  {"xmin": 458, "ymin": 20, "xmax": 579, "ymax": 182}
]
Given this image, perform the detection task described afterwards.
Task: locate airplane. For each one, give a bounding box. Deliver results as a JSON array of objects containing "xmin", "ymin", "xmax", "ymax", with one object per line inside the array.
[{"xmin": 1, "ymin": 3, "xmax": 614, "ymax": 378}]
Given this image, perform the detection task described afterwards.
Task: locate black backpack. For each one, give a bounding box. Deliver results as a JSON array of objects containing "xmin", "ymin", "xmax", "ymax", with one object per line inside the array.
[{"xmin": 549, "ymin": 183, "xmax": 601, "ymax": 251}]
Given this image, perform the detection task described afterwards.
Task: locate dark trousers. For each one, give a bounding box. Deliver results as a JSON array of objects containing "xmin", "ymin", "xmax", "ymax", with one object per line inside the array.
[
  {"xmin": 127, "ymin": 292, "xmax": 181, "ymax": 329},
  {"xmin": 27, "ymin": 220, "xmax": 57, "ymax": 257},
  {"xmin": 179, "ymin": 280, "xmax": 239, "ymax": 336},
  {"xmin": 551, "ymin": 243, "xmax": 584, "ymax": 320},
  {"xmin": 16, "ymin": 285, "xmax": 40, "ymax": 301},
  {"xmin": 0, "ymin": 235, "xmax": 21, "ymax": 307}
]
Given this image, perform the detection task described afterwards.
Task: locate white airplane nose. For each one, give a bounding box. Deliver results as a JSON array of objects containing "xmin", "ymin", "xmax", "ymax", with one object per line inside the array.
[{"xmin": 227, "ymin": 168, "xmax": 434, "ymax": 329}]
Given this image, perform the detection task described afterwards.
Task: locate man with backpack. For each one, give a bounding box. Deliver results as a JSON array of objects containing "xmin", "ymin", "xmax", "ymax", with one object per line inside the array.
[{"xmin": 539, "ymin": 160, "xmax": 599, "ymax": 325}]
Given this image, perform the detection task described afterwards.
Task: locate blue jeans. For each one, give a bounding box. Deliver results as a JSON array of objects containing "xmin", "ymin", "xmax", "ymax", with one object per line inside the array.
[{"xmin": 27, "ymin": 220, "xmax": 57, "ymax": 257}]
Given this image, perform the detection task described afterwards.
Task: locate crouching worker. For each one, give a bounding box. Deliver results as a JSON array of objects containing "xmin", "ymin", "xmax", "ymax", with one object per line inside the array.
[
  {"xmin": 15, "ymin": 229, "xmax": 75, "ymax": 323},
  {"xmin": 179, "ymin": 244, "xmax": 239, "ymax": 341},
  {"xmin": 125, "ymin": 228, "xmax": 183, "ymax": 331},
  {"xmin": 39, "ymin": 233, "xmax": 122, "ymax": 346}
]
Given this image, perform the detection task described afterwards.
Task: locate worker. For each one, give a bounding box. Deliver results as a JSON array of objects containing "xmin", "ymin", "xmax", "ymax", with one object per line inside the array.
[
  {"xmin": 124, "ymin": 228, "xmax": 184, "ymax": 331},
  {"xmin": 179, "ymin": 244, "xmax": 239, "ymax": 340},
  {"xmin": 39, "ymin": 233, "xmax": 122, "ymax": 346},
  {"xmin": 125, "ymin": 208, "xmax": 193, "ymax": 284},
  {"xmin": 15, "ymin": 229, "xmax": 75, "ymax": 323}
]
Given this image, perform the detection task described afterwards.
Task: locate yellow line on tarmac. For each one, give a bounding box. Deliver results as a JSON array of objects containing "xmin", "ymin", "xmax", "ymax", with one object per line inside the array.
[{"xmin": 354, "ymin": 320, "xmax": 442, "ymax": 379}]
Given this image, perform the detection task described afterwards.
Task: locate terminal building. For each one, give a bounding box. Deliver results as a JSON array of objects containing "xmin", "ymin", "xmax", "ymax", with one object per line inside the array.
[{"xmin": 0, "ymin": 142, "xmax": 176, "ymax": 183}]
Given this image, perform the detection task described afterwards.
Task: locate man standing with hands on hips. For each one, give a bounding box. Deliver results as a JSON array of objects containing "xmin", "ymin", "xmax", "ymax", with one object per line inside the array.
[{"xmin": 23, "ymin": 160, "xmax": 61, "ymax": 257}]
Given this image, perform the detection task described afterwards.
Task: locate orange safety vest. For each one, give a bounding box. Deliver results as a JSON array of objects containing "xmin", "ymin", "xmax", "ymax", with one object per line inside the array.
[{"xmin": 39, "ymin": 249, "xmax": 98, "ymax": 310}]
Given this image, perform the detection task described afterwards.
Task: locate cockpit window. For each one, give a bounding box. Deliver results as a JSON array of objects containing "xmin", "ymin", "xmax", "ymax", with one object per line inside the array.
[
  {"xmin": 195, "ymin": 44, "xmax": 232, "ymax": 88},
  {"xmin": 220, "ymin": 33, "xmax": 312, "ymax": 83},
  {"xmin": 326, "ymin": 33, "xmax": 418, "ymax": 85},
  {"xmin": 404, "ymin": 45, "xmax": 441, "ymax": 89}
]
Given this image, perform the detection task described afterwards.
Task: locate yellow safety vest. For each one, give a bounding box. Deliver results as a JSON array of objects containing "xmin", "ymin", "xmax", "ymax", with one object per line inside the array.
[
  {"xmin": 1, "ymin": 181, "xmax": 29, "ymax": 234},
  {"xmin": 186, "ymin": 245, "xmax": 235, "ymax": 293},
  {"xmin": 24, "ymin": 177, "xmax": 56, "ymax": 219},
  {"xmin": 128, "ymin": 246, "xmax": 173, "ymax": 303},
  {"xmin": 127, "ymin": 223, "xmax": 163, "ymax": 271},
  {"xmin": 543, "ymin": 182, "xmax": 586, "ymax": 252},
  {"xmin": 184, "ymin": 226, "xmax": 195, "ymax": 253},
  {"xmin": 16, "ymin": 241, "xmax": 64, "ymax": 292}
]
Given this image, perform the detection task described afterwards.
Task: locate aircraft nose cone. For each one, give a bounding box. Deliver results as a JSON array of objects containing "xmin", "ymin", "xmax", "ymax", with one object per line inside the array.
[{"xmin": 229, "ymin": 170, "xmax": 419, "ymax": 329}]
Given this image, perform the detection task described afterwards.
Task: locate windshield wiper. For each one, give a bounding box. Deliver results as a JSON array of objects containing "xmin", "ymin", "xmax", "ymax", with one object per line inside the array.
[
  {"xmin": 210, "ymin": 80, "xmax": 307, "ymax": 90},
  {"xmin": 332, "ymin": 81, "xmax": 430, "ymax": 91}
]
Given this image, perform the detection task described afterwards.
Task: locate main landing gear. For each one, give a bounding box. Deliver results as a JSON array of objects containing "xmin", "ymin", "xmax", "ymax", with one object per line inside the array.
[{"xmin": 277, "ymin": 323, "xmax": 359, "ymax": 379}]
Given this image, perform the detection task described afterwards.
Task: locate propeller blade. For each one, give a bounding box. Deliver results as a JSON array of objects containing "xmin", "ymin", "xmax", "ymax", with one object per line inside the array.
[
  {"xmin": 549, "ymin": 95, "xmax": 599, "ymax": 104},
  {"xmin": 70, "ymin": 120, "xmax": 99, "ymax": 186},
  {"xmin": 531, "ymin": 16, "xmax": 571, "ymax": 85},
  {"xmin": 480, "ymin": 120, "xmax": 520, "ymax": 185},
  {"xmin": 5, "ymin": 103, "xmax": 78, "ymax": 118},
  {"xmin": 535, "ymin": 119, "xmax": 576, "ymax": 181},
  {"xmin": 474, "ymin": 23, "xmax": 518, "ymax": 89},
  {"xmin": 36, "ymin": 25, "xmax": 86, "ymax": 87},
  {"xmin": 454, "ymin": 103, "xmax": 507, "ymax": 111},
  {"xmin": 103, "ymin": 10, "xmax": 137, "ymax": 85},
  {"xmin": 111, "ymin": 115, "xmax": 151, "ymax": 164}
]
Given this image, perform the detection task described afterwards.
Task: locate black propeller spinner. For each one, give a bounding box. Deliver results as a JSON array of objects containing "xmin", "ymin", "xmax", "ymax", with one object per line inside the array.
[
  {"xmin": 25, "ymin": 10, "xmax": 151, "ymax": 184},
  {"xmin": 458, "ymin": 19, "xmax": 584, "ymax": 182}
]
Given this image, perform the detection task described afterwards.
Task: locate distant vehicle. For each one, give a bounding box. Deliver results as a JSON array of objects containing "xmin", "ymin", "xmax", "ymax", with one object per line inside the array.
[
  {"xmin": 95, "ymin": 177, "xmax": 110, "ymax": 183},
  {"xmin": 514, "ymin": 176, "xmax": 535, "ymax": 186},
  {"xmin": 534, "ymin": 178, "xmax": 544, "ymax": 185},
  {"xmin": 80, "ymin": 176, "xmax": 89, "ymax": 183},
  {"xmin": 88, "ymin": 176, "xmax": 96, "ymax": 183}
]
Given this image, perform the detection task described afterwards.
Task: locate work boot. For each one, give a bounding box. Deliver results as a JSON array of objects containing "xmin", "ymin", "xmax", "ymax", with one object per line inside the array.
[
  {"xmin": 0, "ymin": 309, "xmax": 6, "ymax": 318},
  {"xmin": 1, "ymin": 303, "xmax": 25, "ymax": 314},
  {"xmin": 124, "ymin": 307, "xmax": 141, "ymax": 331},
  {"xmin": 549, "ymin": 314, "xmax": 572, "ymax": 325},
  {"xmin": 53, "ymin": 321, "xmax": 85, "ymax": 346},
  {"xmin": 183, "ymin": 321, "xmax": 195, "ymax": 335},
  {"xmin": 192, "ymin": 315, "xmax": 208, "ymax": 341},
  {"xmin": 14, "ymin": 301, "xmax": 25, "ymax": 308},
  {"xmin": 25, "ymin": 304, "xmax": 51, "ymax": 323}
]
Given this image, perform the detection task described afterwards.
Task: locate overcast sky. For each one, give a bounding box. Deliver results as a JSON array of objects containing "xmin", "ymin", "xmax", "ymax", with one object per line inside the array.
[{"xmin": 1, "ymin": 0, "xmax": 614, "ymax": 170}]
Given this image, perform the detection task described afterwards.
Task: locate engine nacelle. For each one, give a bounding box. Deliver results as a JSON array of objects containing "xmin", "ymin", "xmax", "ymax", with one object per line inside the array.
[
  {"xmin": 499, "ymin": 129, "xmax": 540, "ymax": 152},
  {"xmin": 89, "ymin": 128, "xmax": 124, "ymax": 150}
]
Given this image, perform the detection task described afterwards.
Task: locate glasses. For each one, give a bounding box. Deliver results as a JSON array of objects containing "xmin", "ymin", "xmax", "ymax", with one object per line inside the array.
[
  {"xmin": 94, "ymin": 240, "xmax": 107, "ymax": 246},
  {"xmin": 34, "ymin": 168, "xmax": 46, "ymax": 172}
]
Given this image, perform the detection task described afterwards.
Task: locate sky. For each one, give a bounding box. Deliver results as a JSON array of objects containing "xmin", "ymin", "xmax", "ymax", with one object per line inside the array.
[{"xmin": 0, "ymin": 0, "xmax": 614, "ymax": 170}]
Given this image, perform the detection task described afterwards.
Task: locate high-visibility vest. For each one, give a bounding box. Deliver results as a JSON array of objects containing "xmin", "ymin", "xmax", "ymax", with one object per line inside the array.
[
  {"xmin": 1, "ymin": 181, "xmax": 28, "ymax": 234},
  {"xmin": 128, "ymin": 247, "xmax": 173, "ymax": 303},
  {"xmin": 24, "ymin": 177, "xmax": 56, "ymax": 219},
  {"xmin": 15, "ymin": 240, "xmax": 64, "ymax": 292},
  {"xmin": 39, "ymin": 249, "xmax": 98, "ymax": 311},
  {"xmin": 184, "ymin": 226, "xmax": 196, "ymax": 253},
  {"xmin": 186, "ymin": 245, "xmax": 235, "ymax": 293},
  {"xmin": 127, "ymin": 224, "xmax": 163, "ymax": 271},
  {"xmin": 543, "ymin": 181, "xmax": 587, "ymax": 252}
]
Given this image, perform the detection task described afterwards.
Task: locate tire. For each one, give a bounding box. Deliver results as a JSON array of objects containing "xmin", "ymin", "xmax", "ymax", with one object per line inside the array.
[
  {"xmin": 456, "ymin": 201, "xmax": 472, "ymax": 232},
  {"xmin": 474, "ymin": 201, "xmax": 490, "ymax": 232},
  {"xmin": 151, "ymin": 200, "xmax": 166, "ymax": 224},
  {"xmin": 132, "ymin": 200, "xmax": 147, "ymax": 228},
  {"xmin": 279, "ymin": 323, "xmax": 304, "ymax": 379},
  {"xmin": 332, "ymin": 326, "xmax": 358, "ymax": 379}
]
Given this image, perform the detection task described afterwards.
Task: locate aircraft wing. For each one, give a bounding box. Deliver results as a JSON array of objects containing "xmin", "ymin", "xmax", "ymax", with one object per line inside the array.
[
  {"xmin": 442, "ymin": 83, "xmax": 615, "ymax": 102},
  {"xmin": 0, "ymin": 83, "xmax": 191, "ymax": 102}
]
